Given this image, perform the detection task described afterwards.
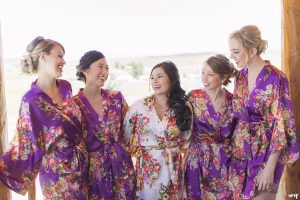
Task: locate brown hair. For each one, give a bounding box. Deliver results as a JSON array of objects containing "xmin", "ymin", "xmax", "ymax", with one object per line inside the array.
[
  {"xmin": 229, "ymin": 25, "xmax": 268, "ymax": 55},
  {"xmin": 76, "ymin": 50, "xmax": 105, "ymax": 83},
  {"xmin": 20, "ymin": 36, "xmax": 65, "ymax": 74},
  {"xmin": 206, "ymin": 54, "xmax": 237, "ymax": 86}
]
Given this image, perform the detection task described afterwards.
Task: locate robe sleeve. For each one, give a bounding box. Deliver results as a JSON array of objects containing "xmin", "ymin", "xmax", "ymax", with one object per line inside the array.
[
  {"xmin": 0, "ymin": 99, "xmax": 45, "ymax": 195},
  {"xmin": 123, "ymin": 104, "xmax": 137, "ymax": 145},
  {"xmin": 123, "ymin": 101, "xmax": 142, "ymax": 156},
  {"xmin": 270, "ymin": 75, "xmax": 299, "ymax": 164},
  {"xmin": 118, "ymin": 92, "xmax": 129, "ymax": 144},
  {"xmin": 119, "ymin": 92, "xmax": 129, "ymax": 128}
]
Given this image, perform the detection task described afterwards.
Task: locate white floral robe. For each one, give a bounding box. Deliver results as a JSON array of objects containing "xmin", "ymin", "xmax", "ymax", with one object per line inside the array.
[{"xmin": 124, "ymin": 96, "xmax": 191, "ymax": 200}]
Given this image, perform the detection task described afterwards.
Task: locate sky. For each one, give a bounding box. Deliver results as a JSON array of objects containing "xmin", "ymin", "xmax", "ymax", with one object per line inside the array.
[{"xmin": 0, "ymin": 0, "xmax": 281, "ymax": 61}]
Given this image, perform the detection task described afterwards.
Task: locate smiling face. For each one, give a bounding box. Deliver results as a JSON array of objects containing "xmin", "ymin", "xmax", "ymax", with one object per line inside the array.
[
  {"xmin": 150, "ymin": 67, "xmax": 171, "ymax": 96},
  {"xmin": 83, "ymin": 58, "xmax": 109, "ymax": 87},
  {"xmin": 202, "ymin": 62, "xmax": 223, "ymax": 90},
  {"xmin": 39, "ymin": 44, "xmax": 66, "ymax": 78},
  {"xmin": 229, "ymin": 37, "xmax": 249, "ymax": 68}
]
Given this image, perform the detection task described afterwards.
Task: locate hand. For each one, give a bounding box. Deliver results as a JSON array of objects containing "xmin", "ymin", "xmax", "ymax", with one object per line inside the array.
[{"xmin": 254, "ymin": 166, "xmax": 274, "ymax": 191}]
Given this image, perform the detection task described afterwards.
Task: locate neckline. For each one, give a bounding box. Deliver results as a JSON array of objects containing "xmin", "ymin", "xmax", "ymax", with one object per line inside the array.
[
  {"xmin": 246, "ymin": 61, "xmax": 269, "ymax": 98},
  {"xmin": 204, "ymin": 88, "xmax": 228, "ymax": 117},
  {"xmin": 32, "ymin": 79, "xmax": 65, "ymax": 108},
  {"xmin": 79, "ymin": 89, "xmax": 107, "ymax": 122},
  {"xmin": 153, "ymin": 96, "xmax": 170, "ymax": 122}
]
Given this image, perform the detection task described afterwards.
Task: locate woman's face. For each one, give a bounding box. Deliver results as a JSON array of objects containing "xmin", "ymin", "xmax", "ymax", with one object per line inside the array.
[
  {"xmin": 229, "ymin": 37, "xmax": 249, "ymax": 68},
  {"xmin": 39, "ymin": 44, "xmax": 66, "ymax": 78},
  {"xmin": 202, "ymin": 62, "xmax": 223, "ymax": 90},
  {"xmin": 83, "ymin": 58, "xmax": 109, "ymax": 87},
  {"xmin": 150, "ymin": 67, "xmax": 171, "ymax": 96}
]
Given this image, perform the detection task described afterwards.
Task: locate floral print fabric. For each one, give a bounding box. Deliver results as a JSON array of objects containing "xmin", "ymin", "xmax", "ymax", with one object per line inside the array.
[
  {"xmin": 0, "ymin": 79, "xmax": 89, "ymax": 200},
  {"xmin": 74, "ymin": 89, "xmax": 136, "ymax": 200},
  {"xmin": 124, "ymin": 96, "xmax": 191, "ymax": 200},
  {"xmin": 229, "ymin": 62, "xmax": 299, "ymax": 199},
  {"xmin": 186, "ymin": 89, "xmax": 235, "ymax": 200}
]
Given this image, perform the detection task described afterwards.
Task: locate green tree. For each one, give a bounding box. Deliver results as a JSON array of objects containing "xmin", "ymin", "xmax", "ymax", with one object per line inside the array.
[{"xmin": 130, "ymin": 62, "xmax": 144, "ymax": 79}]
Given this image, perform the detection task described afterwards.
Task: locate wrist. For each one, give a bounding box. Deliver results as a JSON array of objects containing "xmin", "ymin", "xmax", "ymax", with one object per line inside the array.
[{"xmin": 264, "ymin": 163, "xmax": 276, "ymax": 172}]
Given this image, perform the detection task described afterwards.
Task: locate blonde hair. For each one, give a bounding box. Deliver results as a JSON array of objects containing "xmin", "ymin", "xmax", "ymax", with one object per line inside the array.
[
  {"xmin": 229, "ymin": 25, "xmax": 268, "ymax": 55},
  {"xmin": 20, "ymin": 36, "xmax": 65, "ymax": 74}
]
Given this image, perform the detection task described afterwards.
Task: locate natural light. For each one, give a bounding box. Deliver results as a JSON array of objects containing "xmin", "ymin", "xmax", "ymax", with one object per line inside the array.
[{"xmin": 1, "ymin": 0, "xmax": 282, "ymax": 199}]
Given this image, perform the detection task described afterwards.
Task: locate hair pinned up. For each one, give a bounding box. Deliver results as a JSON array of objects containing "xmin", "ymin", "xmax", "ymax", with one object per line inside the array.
[
  {"xmin": 229, "ymin": 25, "xmax": 268, "ymax": 55},
  {"xmin": 76, "ymin": 50, "xmax": 105, "ymax": 82},
  {"xmin": 20, "ymin": 36, "xmax": 64, "ymax": 74},
  {"xmin": 206, "ymin": 54, "xmax": 237, "ymax": 86}
]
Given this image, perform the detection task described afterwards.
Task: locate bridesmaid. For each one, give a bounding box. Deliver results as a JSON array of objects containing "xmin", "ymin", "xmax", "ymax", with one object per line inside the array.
[
  {"xmin": 74, "ymin": 50, "xmax": 136, "ymax": 199},
  {"xmin": 124, "ymin": 61, "xmax": 193, "ymax": 200},
  {"xmin": 0, "ymin": 37, "xmax": 88, "ymax": 199},
  {"xmin": 228, "ymin": 25, "xmax": 299, "ymax": 200},
  {"xmin": 186, "ymin": 54, "xmax": 237, "ymax": 200}
]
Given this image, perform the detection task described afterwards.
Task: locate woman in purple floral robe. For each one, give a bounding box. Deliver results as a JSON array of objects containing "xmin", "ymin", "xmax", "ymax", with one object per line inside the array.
[
  {"xmin": 186, "ymin": 54, "xmax": 237, "ymax": 200},
  {"xmin": 74, "ymin": 50, "xmax": 136, "ymax": 200},
  {"xmin": 228, "ymin": 25, "xmax": 299, "ymax": 199},
  {"xmin": 0, "ymin": 37, "xmax": 89, "ymax": 199}
]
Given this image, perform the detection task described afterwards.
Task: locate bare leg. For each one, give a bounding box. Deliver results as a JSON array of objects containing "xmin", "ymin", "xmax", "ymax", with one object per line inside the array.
[{"xmin": 253, "ymin": 191, "xmax": 277, "ymax": 200}]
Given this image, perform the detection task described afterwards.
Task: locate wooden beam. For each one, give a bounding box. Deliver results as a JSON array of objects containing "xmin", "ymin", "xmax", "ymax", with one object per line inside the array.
[
  {"xmin": 0, "ymin": 22, "xmax": 12, "ymax": 200},
  {"xmin": 0, "ymin": 22, "xmax": 36, "ymax": 200},
  {"xmin": 281, "ymin": 0, "xmax": 300, "ymax": 198}
]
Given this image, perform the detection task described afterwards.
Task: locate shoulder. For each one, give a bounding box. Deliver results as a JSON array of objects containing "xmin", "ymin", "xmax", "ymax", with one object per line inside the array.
[
  {"xmin": 73, "ymin": 90, "xmax": 84, "ymax": 105},
  {"xmin": 128, "ymin": 96, "xmax": 153, "ymax": 112},
  {"xmin": 268, "ymin": 64, "xmax": 288, "ymax": 82},
  {"xmin": 22, "ymin": 88, "xmax": 36, "ymax": 102},
  {"xmin": 131, "ymin": 96, "xmax": 149, "ymax": 107},
  {"xmin": 262, "ymin": 64, "xmax": 289, "ymax": 89},
  {"xmin": 188, "ymin": 89, "xmax": 205, "ymax": 98},
  {"xmin": 105, "ymin": 89, "xmax": 125, "ymax": 99},
  {"xmin": 21, "ymin": 88, "xmax": 44, "ymax": 114},
  {"xmin": 57, "ymin": 79, "xmax": 73, "ymax": 98},
  {"xmin": 57, "ymin": 79, "xmax": 72, "ymax": 90},
  {"xmin": 236, "ymin": 68, "xmax": 247, "ymax": 78},
  {"xmin": 22, "ymin": 86, "xmax": 41, "ymax": 105}
]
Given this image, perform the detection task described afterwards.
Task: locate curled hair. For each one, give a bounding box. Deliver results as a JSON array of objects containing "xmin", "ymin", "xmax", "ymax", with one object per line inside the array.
[
  {"xmin": 76, "ymin": 50, "xmax": 105, "ymax": 82},
  {"xmin": 151, "ymin": 61, "xmax": 192, "ymax": 131},
  {"xmin": 20, "ymin": 36, "xmax": 64, "ymax": 74},
  {"xmin": 206, "ymin": 54, "xmax": 238, "ymax": 86},
  {"xmin": 229, "ymin": 25, "xmax": 268, "ymax": 55}
]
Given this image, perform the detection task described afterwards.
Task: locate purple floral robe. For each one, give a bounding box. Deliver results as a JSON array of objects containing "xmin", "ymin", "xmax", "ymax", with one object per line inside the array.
[
  {"xmin": 186, "ymin": 89, "xmax": 235, "ymax": 200},
  {"xmin": 74, "ymin": 89, "xmax": 136, "ymax": 200},
  {"xmin": 229, "ymin": 62, "xmax": 299, "ymax": 199},
  {"xmin": 0, "ymin": 79, "xmax": 89, "ymax": 200}
]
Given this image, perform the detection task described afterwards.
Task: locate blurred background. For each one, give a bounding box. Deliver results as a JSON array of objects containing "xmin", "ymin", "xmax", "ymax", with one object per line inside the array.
[{"xmin": 0, "ymin": 0, "xmax": 282, "ymax": 199}]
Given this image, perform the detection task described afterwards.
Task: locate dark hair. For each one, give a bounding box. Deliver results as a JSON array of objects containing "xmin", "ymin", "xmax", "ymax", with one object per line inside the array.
[
  {"xmin": 76, "ymin": 50, "xmax": 105, "ymax": 82},
  {"xmin": 151, "ymin": 61, "xmax": 192, "ymax": 132},
  {"xmin": 206, "ymin": 54, "xmax": 238, "ymax": 86},
  {"xmin": 21, "ymin": 36, "xmax": 65, "ymax": 74}
]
